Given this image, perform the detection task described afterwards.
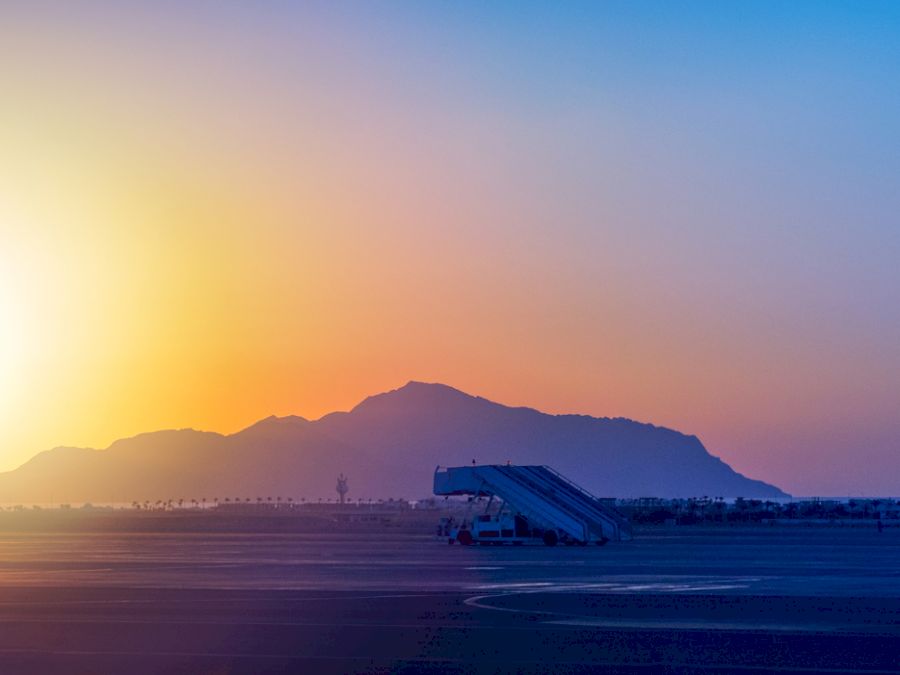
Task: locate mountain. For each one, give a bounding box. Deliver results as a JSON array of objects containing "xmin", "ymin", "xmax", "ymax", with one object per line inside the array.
[{"xmin": 0, "ymin": 382, "xmax": 788, "ymax": 503}]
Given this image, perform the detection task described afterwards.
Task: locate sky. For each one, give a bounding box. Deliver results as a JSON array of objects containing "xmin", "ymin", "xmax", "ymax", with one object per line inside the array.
[{"xmin": 1, "ymin": 1, "xmax": 899, "ymax": 496}]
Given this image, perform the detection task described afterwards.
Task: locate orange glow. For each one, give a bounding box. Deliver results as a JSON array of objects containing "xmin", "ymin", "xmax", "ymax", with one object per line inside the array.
[{"xmin": 2, "ymin": 4, "xmax": 899, "ymax": 498}]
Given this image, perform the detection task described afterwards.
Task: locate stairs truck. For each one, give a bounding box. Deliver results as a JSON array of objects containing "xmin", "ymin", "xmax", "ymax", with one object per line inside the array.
[{"xmin": 433, "ymin": 464, "xmax": 632, "ymax": 546}]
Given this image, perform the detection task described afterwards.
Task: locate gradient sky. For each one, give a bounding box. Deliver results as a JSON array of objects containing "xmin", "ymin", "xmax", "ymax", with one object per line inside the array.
[{"xmin": 1, "ymin": 1, "xmax": 899, "ymax": 496}]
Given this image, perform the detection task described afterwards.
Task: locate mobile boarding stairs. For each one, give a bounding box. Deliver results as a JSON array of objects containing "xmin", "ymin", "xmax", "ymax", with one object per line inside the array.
[{"xmin": 434, "ymin": 464, "xmax": 632, "ymax": 546}]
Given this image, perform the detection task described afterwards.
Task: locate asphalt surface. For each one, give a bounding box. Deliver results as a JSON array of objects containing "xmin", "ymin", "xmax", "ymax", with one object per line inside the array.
[{"xmin": 0, "ymin": 525, "xmax": 898, "ymax": 673}]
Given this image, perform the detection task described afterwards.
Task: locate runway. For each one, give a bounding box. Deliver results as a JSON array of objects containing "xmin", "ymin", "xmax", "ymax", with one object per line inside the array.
[{"xmin": 0, "ymin": 526, "xmax": 897, "ymax": 673}]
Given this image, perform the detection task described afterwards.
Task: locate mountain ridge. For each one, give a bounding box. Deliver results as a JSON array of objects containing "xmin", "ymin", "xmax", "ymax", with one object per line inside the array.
[{"xmin": 0, "ymin": 381, "xmax": 788, "ymax": 502}]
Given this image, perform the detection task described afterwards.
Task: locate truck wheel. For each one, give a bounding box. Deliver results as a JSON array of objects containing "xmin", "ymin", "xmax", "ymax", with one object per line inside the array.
[
  {"xmin": 457, "ymin": 530, "xmax": 474, "ymax": 546},
  {"xmin": 542, "ymin": 530, "xmax": 558, "ymax": 547}
]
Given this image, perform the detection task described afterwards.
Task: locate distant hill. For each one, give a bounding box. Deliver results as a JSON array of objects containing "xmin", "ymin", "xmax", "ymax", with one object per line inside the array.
[{"xmin": 0, "ymin": 382, "xmax": 788, "ymax": 503}]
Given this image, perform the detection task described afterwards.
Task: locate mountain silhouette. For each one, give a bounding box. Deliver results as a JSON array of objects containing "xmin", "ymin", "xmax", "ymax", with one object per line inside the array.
[{"xmin": 0, "ymin": 382, "xmax": 787, "ymax": 503}]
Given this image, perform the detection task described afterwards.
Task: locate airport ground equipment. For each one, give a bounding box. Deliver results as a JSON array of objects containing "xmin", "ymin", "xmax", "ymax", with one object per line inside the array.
[{"xmin": 434, "ymin": 464, "xmax": 632, "ymax": 546}]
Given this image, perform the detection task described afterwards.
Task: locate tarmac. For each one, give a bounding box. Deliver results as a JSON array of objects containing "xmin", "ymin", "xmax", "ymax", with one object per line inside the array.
[{"xmin": 0, "ymin": 525, "xmax": 897, "ymax": 673}]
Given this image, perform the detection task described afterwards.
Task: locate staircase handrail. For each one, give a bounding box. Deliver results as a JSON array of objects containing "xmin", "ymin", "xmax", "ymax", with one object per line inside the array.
[
  {"xmin": 541, "ymin": 465, "xmax": 631, "ymax": 525},
  {"xmin": 537, "ymin": 466, "xmax": 632, "ymax": 540}
]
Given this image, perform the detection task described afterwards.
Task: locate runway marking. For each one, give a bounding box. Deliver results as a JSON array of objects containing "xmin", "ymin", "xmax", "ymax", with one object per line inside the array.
[
  {"xmin": 465, "ymin": 566, "xmax": 504, "ymax": 571},
  {"xmin": 464, "ymin": 578, "xmax": 765, "ymax": 624},
  {"xmin": 468, "ymin": 582, "xmax": 555, "ymax": 590},
  {"xmin": 468, "ymin": 576, "xmax": 761, "ymax": 592},
  {"xmin": 465, "ymin": 594, "xmax": 535, "ymax": 614},
  {"xmin": 465, "ymin": 592, "xmax": 897, "ymax": 635}
]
